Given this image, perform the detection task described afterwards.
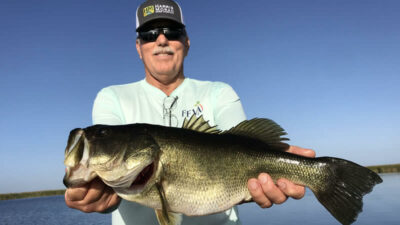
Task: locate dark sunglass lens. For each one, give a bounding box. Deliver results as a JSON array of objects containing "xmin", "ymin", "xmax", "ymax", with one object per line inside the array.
[
  {"xmin": 139, "ymin": 28, "xmax": 185, "ymax": 42},
  {"xmin": 164, "ymin": 29, "xmax": 183, "ymax": 40},
  {"xmin": 139, "ymin": 30, "xmax": 160, "ymax": 42}
]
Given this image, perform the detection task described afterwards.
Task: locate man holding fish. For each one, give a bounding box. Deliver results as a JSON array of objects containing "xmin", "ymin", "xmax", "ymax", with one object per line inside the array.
[{"xmin": 65, "ymin": 0, "xmax": 315, "ymax": 224}]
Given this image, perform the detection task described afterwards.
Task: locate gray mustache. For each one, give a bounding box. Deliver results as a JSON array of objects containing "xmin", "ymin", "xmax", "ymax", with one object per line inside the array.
[{"xmin": 153, "ymin": 47, "xmax": 174, "ymax": 55}]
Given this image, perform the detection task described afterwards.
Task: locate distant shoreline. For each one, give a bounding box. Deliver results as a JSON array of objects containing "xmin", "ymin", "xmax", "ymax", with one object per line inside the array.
[
  {"xmin": 1, "ymin": 164, "xmax": 399, "ymax": 200},
  {"xmin": 0, "ymin": 189, "xmax": 66, "ymax": 201},
  {"xmin": 366, "ymin": 163, "xmax": 400, "ymax": 174}
]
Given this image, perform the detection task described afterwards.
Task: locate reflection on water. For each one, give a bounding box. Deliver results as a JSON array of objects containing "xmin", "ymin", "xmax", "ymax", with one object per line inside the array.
[
  {"xmin": 0, "ymin": 174, "xmax": 398, "ymax": 225},
  {"xmin": 238, "ymin": 173, "xmax": 400, "ymax": 225}
]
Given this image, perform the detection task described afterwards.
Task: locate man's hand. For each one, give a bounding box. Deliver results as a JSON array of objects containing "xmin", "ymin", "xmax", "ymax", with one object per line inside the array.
[
  {"xmin": 65, "ymin": 177, "xmax": 121, "ymax": 213},
  {"xmin": 247, "ymin": 146, "xmax": 316, "ymax": 208}
]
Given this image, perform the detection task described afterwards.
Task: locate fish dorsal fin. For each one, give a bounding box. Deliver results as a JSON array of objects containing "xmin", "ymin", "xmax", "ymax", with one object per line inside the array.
[
  {"xmin": 182, "ymin": 115, "xmax": 220, "ymax": 134},
  {"xmin": 224, "ymin": 118, "xmax": 290, "ymax": 151}
]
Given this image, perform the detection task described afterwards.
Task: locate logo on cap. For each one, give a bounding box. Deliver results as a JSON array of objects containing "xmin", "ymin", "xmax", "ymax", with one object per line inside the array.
[
  {"xmin": 143, "ymin": 6, "xmax": 155, "ymax": 17},
  {"xmin": 155, "ymin": 4, "xmax": 174, "ymax": 14}
]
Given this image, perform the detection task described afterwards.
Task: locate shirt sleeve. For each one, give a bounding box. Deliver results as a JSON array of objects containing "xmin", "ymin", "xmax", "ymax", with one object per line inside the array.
[
  {"xmin": 92, "ymin": 87, "xmax": 125, "ymax": 125},
  {"xmin": 212, "ymin": 82, "xmax": 247, "ymax": 131}
]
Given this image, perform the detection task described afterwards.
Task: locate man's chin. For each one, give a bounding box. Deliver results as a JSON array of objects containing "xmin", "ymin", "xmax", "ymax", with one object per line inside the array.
[{"xmin": 146, "ymin": 70, "xmax": 183, "ymax": 84}]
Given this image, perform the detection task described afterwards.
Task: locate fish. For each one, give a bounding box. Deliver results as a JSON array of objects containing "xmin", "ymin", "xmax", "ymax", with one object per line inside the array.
[{"xmin": 63, "ymin": 115, "xmax": 382, "ymax": 225}]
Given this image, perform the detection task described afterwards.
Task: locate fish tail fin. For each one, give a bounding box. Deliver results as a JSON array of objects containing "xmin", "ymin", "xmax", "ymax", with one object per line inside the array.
[{"xmin": 312, "ymin": 157, "xmax": 382, "ymax": 225}]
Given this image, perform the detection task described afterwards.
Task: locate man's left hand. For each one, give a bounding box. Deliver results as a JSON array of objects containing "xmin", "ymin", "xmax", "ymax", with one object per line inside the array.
[{"xmin": 247, "ymin": 146, "xmax": 316, "ymax": 208}]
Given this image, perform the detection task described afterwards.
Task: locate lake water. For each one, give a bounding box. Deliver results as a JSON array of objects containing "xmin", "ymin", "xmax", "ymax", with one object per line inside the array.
[
  {"xmin": 238, "ymin": 173, "xmax": 400, "ymax": 225},
  {"xmin": 0, "ymin": 173, "xmax": 398, "ymax": 225}
]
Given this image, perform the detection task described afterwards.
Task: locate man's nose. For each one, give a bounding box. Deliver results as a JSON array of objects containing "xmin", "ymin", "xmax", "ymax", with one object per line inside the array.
[{"xmin": 156, "ymin": 34, "xmax": 168, "ymax": 46}]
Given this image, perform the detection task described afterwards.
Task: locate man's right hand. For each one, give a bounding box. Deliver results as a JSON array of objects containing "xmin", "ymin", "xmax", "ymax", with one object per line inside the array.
[{"xmin": 65, "ymin": 177, "xmax": 121, "ymax": 213}]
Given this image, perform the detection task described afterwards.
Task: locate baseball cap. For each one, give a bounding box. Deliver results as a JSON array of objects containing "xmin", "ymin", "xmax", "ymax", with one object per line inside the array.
[{"xmin": 136, "ymin": 0, "xmax": 185, "ymax": 32}]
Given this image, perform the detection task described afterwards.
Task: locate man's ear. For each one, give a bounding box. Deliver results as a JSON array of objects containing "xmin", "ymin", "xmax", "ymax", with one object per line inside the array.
[
  {"xmin": 136, "ymin": 39, "xmax": 143, "ymax": 59},
  {"xmin": 184, "ymin": 36, "xmax": 190, "ymax": 57}
]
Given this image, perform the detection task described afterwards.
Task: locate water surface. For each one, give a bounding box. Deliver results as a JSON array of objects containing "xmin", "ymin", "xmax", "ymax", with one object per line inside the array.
[
  {"xmin": 0, "ymin": 195, "xmax": 110, "ymax": 225},
  {"xmin": 0, "ymin": 173, "xmax": 398, "ymax": 225},
  {"xmin": 238, "ymin": 173, "xmax": 400, "ymax": 224}
]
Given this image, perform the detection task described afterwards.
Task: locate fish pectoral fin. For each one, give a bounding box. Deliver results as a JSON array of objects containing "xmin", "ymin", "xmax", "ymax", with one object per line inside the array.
[
  {"xmin": 154, "ymin": 183, "xmax": 182, "ymax": 225},
  {"xmin": 156, "ymin": 183, "xmax": 182, "ymax": 225},
  {"xmin": 155, "ymin": 209, "xmax": 182, "ymax": 225}
]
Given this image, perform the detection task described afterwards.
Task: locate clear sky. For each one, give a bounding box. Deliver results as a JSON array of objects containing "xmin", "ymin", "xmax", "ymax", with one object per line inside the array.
[{"xmin": 0, "ymin": 0, "xmax": 399, "ymax": 193}]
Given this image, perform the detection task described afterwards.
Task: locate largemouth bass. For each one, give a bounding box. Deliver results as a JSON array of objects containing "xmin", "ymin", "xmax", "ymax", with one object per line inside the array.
[{"xmin": 63, "ymin": 116, "xmax": 382, "ymax": 225}]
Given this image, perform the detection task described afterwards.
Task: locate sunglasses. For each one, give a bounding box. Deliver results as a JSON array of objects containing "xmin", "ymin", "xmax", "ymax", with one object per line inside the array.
[{"xmin": 138, "ymin": 27, "xmax": 186, "ymax": 42}]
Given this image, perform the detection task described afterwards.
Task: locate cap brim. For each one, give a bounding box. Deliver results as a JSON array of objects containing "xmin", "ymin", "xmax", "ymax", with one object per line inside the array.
[{"xmin": 136, "ymin": 18, "xmax": 185, "ymax": 32}]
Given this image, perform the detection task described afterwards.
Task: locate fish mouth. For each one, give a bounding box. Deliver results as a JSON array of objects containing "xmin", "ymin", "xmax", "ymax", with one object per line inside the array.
[
  {"xmin": 112, "ymin": 161, "xmax": 155, "ymax": 195},
  {"xmin": 63, "ymin": 129, "xmax": 97, "ymax": 188},
  {"xmin": 129, "ymin": 162, "xmax": 155, "ymax": 190}
]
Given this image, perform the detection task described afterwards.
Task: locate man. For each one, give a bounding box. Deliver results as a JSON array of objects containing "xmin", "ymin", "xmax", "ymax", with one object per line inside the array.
[{"xmin": 65, "ymin": 0, "xmax": 315, "ymax": 224}]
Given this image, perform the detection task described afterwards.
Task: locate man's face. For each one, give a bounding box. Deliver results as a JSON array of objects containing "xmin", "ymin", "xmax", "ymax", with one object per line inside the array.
[{"xmin": 136, "ymin": 20, "xmax": 190, "ymax": 85}]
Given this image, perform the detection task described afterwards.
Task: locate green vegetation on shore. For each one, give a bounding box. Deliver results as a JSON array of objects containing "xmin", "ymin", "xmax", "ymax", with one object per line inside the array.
[
  {"xmin": 367, "ymin": 163, "xmax": 400, "ymax": 174},
  {"xmin": 0, "ymin": 163, "xmax": 398, "ymax": 200},
  {"xmin": 0, "ymin": 189, "xmax": 65, "ymax": 201}
]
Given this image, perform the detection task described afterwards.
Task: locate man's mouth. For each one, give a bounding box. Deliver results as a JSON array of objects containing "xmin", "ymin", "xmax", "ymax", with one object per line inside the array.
[
  {"xmin": 153, "ymin": 47, "xmax": 174, "ymax": 56},
  {"xmin": 154, "ymin": 52, "xmax": 173, "ymax": 56}
]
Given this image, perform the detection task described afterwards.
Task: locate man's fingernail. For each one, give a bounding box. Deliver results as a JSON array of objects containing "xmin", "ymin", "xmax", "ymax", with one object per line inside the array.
[
  {"xmin": 65, "ymin": 193, "xmax": 71, "ymax": 201},
  {"xmin": 260, "ymin": 175, "xmax": 268, "ymax": 184},
  {"xmin": 250, "ymin": 181, "xmax": 258, "ymax": 190},
  {"xmin": 278, "ymin": 181, "xmax": 286, "ymax": 189}
]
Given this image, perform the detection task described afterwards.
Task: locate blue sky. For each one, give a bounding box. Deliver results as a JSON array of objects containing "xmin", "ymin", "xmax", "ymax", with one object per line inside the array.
[{"xmin": 0, "ymin": 0, "xmax": 399, "ymax": 193}]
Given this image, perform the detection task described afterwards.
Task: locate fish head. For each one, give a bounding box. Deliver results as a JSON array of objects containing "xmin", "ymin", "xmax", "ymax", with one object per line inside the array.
[{"xmin": 63, "ymin": 124, "xmax": 160, "ymax": 195}]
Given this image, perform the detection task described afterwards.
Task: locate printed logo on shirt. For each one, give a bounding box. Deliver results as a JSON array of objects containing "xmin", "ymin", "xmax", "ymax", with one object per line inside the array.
[{"xmin": 182, "ymin": 101, "xmax": 203, "ymax": 118}]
